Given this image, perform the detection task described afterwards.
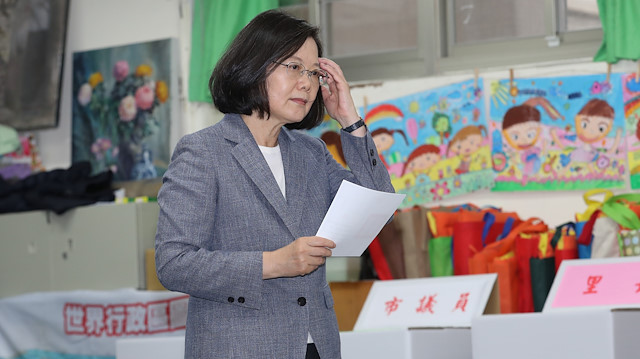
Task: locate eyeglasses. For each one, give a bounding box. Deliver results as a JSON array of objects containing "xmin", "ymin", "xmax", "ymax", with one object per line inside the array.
[{"xmin": 273, "ymin": 61, "xmax": 328, "ymax": 86}]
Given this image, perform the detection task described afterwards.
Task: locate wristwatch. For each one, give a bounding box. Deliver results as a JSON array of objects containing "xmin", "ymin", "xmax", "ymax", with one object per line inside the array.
[{"xmin": 342, "ymin": 118, "xmax": 365, "ymax": 133}]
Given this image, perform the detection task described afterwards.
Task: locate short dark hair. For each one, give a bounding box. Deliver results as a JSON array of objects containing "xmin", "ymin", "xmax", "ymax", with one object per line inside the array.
[
  {"xmin": 210, "ymin": 10, "xmax": 325, "ymax": 130},
  {"xmin": 503, "ymin": 104, "xmax": 540, "ymax": 130}
]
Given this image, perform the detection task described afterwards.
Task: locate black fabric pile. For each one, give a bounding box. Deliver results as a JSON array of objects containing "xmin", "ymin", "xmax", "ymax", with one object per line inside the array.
[{"xmin": 0, "ymin": 162, "xmax": 115, "ymax": 215}]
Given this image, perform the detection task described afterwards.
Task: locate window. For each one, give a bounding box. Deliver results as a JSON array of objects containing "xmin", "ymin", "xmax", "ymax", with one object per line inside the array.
[
  {"xmin": 278, "ymin": 0, "xmax": 311, "ymax": 22},
  {"xmin": 321, "ymin": 0, "xmax": 417, "ymax": 57},
  {"xmin": 439, "ymin": 0, "xmax": 602, "ymax": 74},
  {"xmin": 452, "ymin": 0, "xmax": 547, "ymax": 45},
  {"xmin": 560, "ymin": 0, "xmax": 601, "ymax": 32},
  {"xmin": 279, "ymin": 0, "xmax": 603, "ymax": 82}
]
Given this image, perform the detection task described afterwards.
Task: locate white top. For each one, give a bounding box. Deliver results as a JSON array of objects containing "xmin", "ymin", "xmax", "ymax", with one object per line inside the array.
[{"xmin": 258, "ymin": 144, "xmax": 286, "ymax": 199}]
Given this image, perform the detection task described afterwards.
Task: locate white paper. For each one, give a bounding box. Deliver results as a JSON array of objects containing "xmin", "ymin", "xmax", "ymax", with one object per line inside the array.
[{"xmin": 316, "ymin": 180, "xmax": 406, "ymax": 257}]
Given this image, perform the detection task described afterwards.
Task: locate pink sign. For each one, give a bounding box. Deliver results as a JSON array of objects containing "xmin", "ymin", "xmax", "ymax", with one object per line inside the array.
[{"xmin": 551, "ymin": 261, "xmax": 640, "ymax": 308}]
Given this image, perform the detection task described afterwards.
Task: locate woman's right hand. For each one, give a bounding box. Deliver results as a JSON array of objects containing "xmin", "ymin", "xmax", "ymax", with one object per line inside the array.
[{"xmin": 263, "ymin": 236, "xmax": 336, "ymax": 279}]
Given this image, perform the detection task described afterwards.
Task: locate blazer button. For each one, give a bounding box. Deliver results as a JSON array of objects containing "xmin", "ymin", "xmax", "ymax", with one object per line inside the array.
[
  {"xmin": 370, "ymin": 149, "xmax": 375, "ymax": 156},
  {"xmin": 297, "ymin": 297, "xmax": 307, "ymax": 306},
  {"xmin": 228, "ymin": 297, "xmax": 234, "ymax": 303},
  {"xmin": 238, "ymin": 297, "xmax": 245, "ymax": 304},
  {"xmin": 372, "ymin": 159, "xmax": 377, "ymax": 166}
]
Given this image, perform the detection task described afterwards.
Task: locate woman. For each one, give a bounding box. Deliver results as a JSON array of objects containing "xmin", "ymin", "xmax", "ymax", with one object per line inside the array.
[{"xmin": 155, "ymin": 9, "xmax": 394, "ymax": 359}]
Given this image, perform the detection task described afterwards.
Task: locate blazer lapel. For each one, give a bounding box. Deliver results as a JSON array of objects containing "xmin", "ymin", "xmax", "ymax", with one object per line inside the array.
[
  {"xmin": 280, "ymin": 129, "xmax": 308, "ymax": 235},
  {"xmin": 223, "ymin": 114, "xmax": 299, "ymax": 237}
]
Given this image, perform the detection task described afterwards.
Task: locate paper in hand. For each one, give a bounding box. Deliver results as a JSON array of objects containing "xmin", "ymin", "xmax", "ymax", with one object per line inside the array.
[{"xmin": 316, "ymin": 180, "xmax": 406, "ymax": 256}]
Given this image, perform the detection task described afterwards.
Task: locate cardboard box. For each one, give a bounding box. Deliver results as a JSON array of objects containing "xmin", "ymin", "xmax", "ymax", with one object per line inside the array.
[
  {"xmin": 340, "ymin": 327, "xmax": 471, "ymax": 359},
  {"xmin": 341, "ymin": 329, "xmax": 409, "ymax": 359},
  {"xmin": 145, "ymin": 248, "xmax": 167, "ymax": 291},
  {"xmin": 471, "ymin": 309, "xmax": 640, "ymax": 359},
  {"xmin": 329, "ymin": 280, "xmax": 374, "ymax": 331},
  {"xmin": 116, "ymin": 336, "xmax": 184, "ymax": 359}
]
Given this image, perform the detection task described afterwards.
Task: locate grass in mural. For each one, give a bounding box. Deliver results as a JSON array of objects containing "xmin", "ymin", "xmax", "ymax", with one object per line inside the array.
[
  {"xmin": 492, "ymin": 179, "xmax": 625, "ymax": 192},
  {"xmin": 631, "ymin": 174, "xmax": 640, "ymax": 190}
]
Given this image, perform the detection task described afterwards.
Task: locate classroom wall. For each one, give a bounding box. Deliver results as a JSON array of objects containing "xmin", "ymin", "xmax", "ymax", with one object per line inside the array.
[{"xmin": 31, "ymin": 0, "xmax": 638, "ymax": 230}]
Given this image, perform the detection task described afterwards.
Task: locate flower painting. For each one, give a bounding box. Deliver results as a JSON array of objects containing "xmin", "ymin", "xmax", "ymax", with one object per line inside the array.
[{"xmin": 72, "ymin": 39, "xmax": 176, "ymax": 181}]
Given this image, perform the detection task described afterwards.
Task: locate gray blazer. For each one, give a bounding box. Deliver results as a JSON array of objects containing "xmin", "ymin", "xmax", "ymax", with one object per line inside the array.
[{"xmin": 155, "ymin": 113, "xmax": 394, "ymax": 358}]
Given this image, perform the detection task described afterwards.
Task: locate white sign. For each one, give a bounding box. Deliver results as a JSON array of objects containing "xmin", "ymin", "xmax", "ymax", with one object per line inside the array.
[
  {"xmin": 0, "ymin": 288, "xmax": 188, "ymax": 359},
  {"xmin": 354, "ymin": 274, "xmax": 497, "ymax": 331},
  {"xmin": 317, "ymin": 180, "xmax": 406, "ymax": 257}
]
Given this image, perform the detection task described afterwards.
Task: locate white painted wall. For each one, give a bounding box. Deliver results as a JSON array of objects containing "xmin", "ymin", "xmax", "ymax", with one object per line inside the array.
[{"xmin": 29, "ymin": 0, "xmax": 639, "ymax": 242}]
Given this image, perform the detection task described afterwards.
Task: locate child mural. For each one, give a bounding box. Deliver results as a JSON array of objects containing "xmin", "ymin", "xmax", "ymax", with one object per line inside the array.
[
  {"xmin": 306, "ymin": 79, "xmax": 494, "ymax": 206},
  {"xmin": 501, "ymin": 105, "xmax": 545, "ymax": 184},
  {"xmin": 362, "ymin": 79, "xmax": 493, "ymax": 206},
  {"xmin": 448, "ymin": 125, "xmax": 488, "ymax": 175},
  {"xmin": 489, "ymin": 74, "xmax": 626, "ymax": 191},
  {"xmin": 371, "ymin": 128, "xmax": 409, "ymax": 171},
  {"xmin": 552, "ymin": 99, "xmax": 622, "ymax": 175},
  {"xmin": 623, "ymin": 73, "xmax": 640, "ymax": 189},
  {"xmin": 402, "ymin": 144, "xmax": 441, "ymax": 176}
]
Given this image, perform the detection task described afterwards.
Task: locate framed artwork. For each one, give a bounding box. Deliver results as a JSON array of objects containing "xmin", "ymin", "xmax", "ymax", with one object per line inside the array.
[
  {"xmin": 0, "ymin": 0, "xmax": 70, "ymax": 130},
  {"xmin": 72, "ymin": 38, "xmax": 177, "ymax": 181}
]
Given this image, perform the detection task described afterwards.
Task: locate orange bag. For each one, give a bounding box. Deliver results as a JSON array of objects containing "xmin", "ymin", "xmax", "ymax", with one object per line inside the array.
[
  {"xmin": 487, "ymin": 251, "xmax": 519, "ymax": 314},
  {"xmin": 468, "ymin": 218, "xmax": 548, "ymax": 313},
  {"xmin": 452, "ymin": 210, "xmax": 520, "ymax": 275}
]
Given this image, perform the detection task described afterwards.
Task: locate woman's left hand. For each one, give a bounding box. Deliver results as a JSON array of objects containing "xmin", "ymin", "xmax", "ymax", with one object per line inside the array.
[{"xmin": 319, "ymin": 58, "xmax": 360, "ymax": 128}]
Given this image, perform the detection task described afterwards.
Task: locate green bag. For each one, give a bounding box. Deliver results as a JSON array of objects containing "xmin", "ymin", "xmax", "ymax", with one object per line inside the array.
[
  {"xmin": 600, "ymin": 193, "xmax": 640, "ymax": 257},
  {"xmin": 428, "ymin": 236, "xmax": 453, "ymax": 277},
  {"xmin": 529, "ymin": 256, "xmax": 555, "ymax": 312}
]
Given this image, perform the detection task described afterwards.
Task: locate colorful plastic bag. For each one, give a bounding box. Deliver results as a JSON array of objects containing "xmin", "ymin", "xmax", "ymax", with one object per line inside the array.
[
  {"xmin": 551, "ymin": 222, "xmax": 579, "ymax": 271},
  {"xmin": 469, "ymin": 218, "xmax": 547, "ymax": 313},
  {"xmin": 575, "ymin": 189, "xmax": 614, "ymax": 258},
  {"xmin": 529, "ymin": 222, "xmax": 578, "ymax": 312},
  {"xmin": 452, "ymin": 210, "xmax": 520, "ymax": 275},
  {"xmin": 601, "ymin": 193, "xmax": 640, "ymax": 257},
  {"xmin": 395, "ymin": 206, "xmax": 431, "ymax": 278},
  {"xmin": 515, "ymin": 229, "xmax": 552, "ymax": 313}
]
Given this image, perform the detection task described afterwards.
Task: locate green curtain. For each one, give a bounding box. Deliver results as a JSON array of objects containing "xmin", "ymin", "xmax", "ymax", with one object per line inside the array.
[
  {"xmin": 189, "ymin": 0, "xmax": 278, "ymax": 103},
  {"xmin": 593, "ymin": 0, "xmax": 640, "ymax": 63}
]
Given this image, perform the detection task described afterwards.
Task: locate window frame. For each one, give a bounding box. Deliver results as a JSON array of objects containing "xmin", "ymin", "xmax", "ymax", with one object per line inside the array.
[
  {"xmin": 291, "ymin": 0, "xmax": 604, "ymax": 83},
  {"xmin": 437, "ymin": 0, "xmax": 603, "ymax": 73}
]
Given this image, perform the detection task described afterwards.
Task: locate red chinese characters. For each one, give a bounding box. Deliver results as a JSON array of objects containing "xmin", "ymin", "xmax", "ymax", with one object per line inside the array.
[
  {"xmin": 105, "ymin": 305, "xmax": 126, "ymax": 336},
  {"xmin": 384, "ymin": 291, "xmax": 473, "ymax": 316},
  {"xmin": 416, "ymin": 295, "xmax": 437, "ymax": 314},
  {"xmin": 63, "ymin": 295, "xmax": 188, "ymax": 337},
  {"xmin": 452, "ymin": 292, "xmax": 470, "ymax": 312},
  {"xmin": 583, "ymin": 275, "xmax": 603, "ymax": 295},
  {"xmin": 384, "ymin": 296, "xmax": 403, "ymax": 316}
]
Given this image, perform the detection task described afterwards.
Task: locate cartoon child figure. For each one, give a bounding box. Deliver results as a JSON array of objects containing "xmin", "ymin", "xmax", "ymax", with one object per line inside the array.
[
  {"xmin": 371, "ymin": 128, "xmax": 408, "ymax": 169},
  {"xmin": 448, "ymin": 125, "xmax": 487, "ymax": 175},
  {"xmin": 402, "ymin": 144, "xmax": 441, "ymax": 177},
  {"xmin": 552, "ymin": 99, "xmax": 622, "ymax": 174},
  {"xmin": 502, "ymin": 104, "xmax": 544, "ymax": 182}
]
